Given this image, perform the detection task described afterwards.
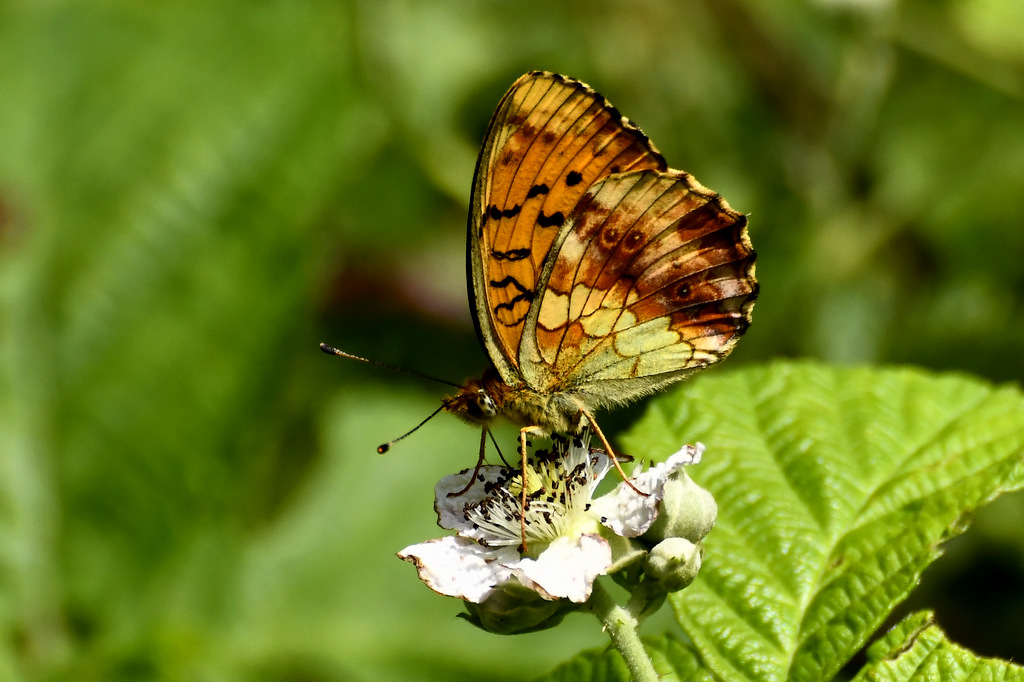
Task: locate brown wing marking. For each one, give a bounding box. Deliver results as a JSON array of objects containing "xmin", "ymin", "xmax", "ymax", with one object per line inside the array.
[
  {"xmin": 473, "ymin": 71, "xmax": 666, "ymax": 369},
  {"xmin": 531, "ymin": 170, "xmax": 757, "ymax": 390}
]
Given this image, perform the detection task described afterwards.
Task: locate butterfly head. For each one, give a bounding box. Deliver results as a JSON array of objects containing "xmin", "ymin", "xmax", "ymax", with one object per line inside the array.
[{"xmin": 443, "ymin": 368, "xmax": 510, "ymax": 426}]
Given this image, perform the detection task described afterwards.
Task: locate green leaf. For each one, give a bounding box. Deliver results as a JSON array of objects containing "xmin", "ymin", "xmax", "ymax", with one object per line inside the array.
[
  {"xmin": 622, "ymin": 362, "xmax": 1024, "ymax": 682},
  {"xmin": 852, "ymin": 611, "xmax": 1024, "ymax": 681}
]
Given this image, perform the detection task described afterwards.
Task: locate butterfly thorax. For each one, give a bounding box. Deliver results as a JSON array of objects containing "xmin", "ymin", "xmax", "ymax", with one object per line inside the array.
[{"xmin": 444, "ymin": 367, "xmax": 587, "ymax": 436}]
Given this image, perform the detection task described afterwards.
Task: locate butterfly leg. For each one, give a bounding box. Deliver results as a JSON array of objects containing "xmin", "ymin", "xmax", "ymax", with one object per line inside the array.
[
  {"xmin": 517, "ymin": 425, "xmax": 545, "ymax": 552},
  {"xmin": 579, "ymin": 407, "xmax": 648, "ymax": 497},
  {"xmin": 448, "ymin": 428, "xmax": 489, "ymax": 498}
]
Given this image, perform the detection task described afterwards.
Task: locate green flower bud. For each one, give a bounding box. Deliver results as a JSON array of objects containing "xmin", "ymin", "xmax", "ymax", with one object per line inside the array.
[
  {"xmin": 645, "ymin": 537, "xmax": 702, "ymax": 592},
  {"xmin": 644, "ymin": 469, "xmax": 717, "ymax": 544}
]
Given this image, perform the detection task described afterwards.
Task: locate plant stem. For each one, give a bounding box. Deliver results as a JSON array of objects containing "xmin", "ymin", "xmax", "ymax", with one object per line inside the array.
[
  {"xmin": 588, "ymin": 580, "xmax": 660, "ymax": 682},
  {"xmin": 624, "ymin": 578, "xmax": 666, "ymax": 624}
]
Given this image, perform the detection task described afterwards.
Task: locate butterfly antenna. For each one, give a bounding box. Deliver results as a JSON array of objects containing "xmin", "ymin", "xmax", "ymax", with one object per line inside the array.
[
  {"xmin": 319, "ymin": 343, "xmax": 463, "ymax": 389},
  {"xmin": 376, "ymin": 402, "xmax": 449, "ymax": 454}
]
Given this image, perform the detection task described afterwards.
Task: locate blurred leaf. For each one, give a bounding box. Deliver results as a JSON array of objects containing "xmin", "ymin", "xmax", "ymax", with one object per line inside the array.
[
  {"xmin": 0, "ymin": 0, "xmax": 387, "ymax": 676},
  {"xmin": 535, "ymin": 634, "xmax": 715, "ymax": 682},
  {"xmin": 533, "ymin": 648, "xmax": 631, "ymax": 682}
]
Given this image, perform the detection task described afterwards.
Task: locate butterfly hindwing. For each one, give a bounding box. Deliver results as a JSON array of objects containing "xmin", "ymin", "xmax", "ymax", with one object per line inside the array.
[
  {"xmin": 520, "ymin": 169, "xmax": 757, "ymax": 403},
  {"xmin": 468, "ymin": 71, "xmax": 667, "ymax": 383}
]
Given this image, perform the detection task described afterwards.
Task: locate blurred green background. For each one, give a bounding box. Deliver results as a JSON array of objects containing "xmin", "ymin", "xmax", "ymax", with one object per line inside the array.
[{"xmin": 1, "ymin": 0, "xmax": 1022, "ymax": 680}]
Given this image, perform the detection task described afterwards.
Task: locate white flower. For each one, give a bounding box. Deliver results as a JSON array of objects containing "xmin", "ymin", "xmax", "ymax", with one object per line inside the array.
[{"xmin": 398, "ymin": 436, "xmax": 704, "ymax": 605}]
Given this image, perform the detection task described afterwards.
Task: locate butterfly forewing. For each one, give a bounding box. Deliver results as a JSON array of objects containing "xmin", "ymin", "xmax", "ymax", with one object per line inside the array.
[
  {"xmin": 521, "ymin": 170, "xmax": 756, "ymax": 400},
  {"xmin": 469, "ymin": 72, "xmax": 667, "ymax": 381}
]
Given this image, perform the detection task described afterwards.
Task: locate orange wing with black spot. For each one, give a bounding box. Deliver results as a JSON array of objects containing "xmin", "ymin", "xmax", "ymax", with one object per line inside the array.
[
  {"xmin": 520, "ymin": 169, "xmax": 757, "ymax": 402},
  {"xmin": 467, "ymin": 72, "xmax": 667, "ymax": 384}
]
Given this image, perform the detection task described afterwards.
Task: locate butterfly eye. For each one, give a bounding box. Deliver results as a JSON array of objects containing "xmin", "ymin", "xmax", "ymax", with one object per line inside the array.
[{"xmin": 475, "ymin": 391, "xmax": 498, "ymax": 419}]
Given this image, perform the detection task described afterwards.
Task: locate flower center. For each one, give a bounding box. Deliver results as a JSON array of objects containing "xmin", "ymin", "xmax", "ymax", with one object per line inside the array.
[{"xmin": 463, "ymin": 439, "xmax": 603, "ymax": 551}]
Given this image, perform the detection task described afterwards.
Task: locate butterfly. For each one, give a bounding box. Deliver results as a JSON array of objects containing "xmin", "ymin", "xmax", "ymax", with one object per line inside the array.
[
  {"xmin": 323, "ymin": 71, "xmax": 756, "ymax": 542},
  {"xmin": 440, "ymin": 71, "xmax": 758, "ymax": 505}
]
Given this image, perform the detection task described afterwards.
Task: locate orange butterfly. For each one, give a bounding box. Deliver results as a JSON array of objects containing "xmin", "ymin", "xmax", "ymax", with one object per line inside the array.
[
  {"xmin": 325, "ymin": 71, "xmax": 756, "ymax": 530},
  {"xmin": 441, "ymin": 71, "xmax": 756, "ymax": 483}
]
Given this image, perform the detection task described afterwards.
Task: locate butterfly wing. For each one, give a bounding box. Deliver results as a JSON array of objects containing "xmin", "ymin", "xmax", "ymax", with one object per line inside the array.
[
  {"xmin": 519, "ymin": 169, "xmax": 757, "ymax": 404},
  {"xmin": 468, "ymin": 71, "xmax": 666, "ymax": 384}
]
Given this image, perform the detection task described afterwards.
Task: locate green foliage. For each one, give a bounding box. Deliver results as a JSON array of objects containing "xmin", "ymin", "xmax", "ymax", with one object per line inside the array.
[
  {"xmin": 533, "ymin": 647, "xmax": 632, "ymax": 682},
  {"xmin": 632, "ymin": 364, "xmax": 1024, "ymax": 681},
  {"xmin": 853, "ymin": 611, "xmax": 1024, "ymax": 681},
  {"xmin": 541, "ymin": 364, "xmax": 1024, "ymax": 681},
  {"xmin": 2, "ymin": 0, "xmax": 1024, "ymax": 680}
]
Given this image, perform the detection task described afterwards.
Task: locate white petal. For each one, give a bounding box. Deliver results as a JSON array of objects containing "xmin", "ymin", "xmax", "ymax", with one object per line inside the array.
[
  {"xmin": 510, "ymin": 534, "xmax": 612, "ymax": 603},
  {"xmin": 590, "ymin": 443, "xmax": 705, "ymax": 537},
  {"xmin": 632, "ymin": 442, "xmax": 704, "ymax": 492},
  {"xmin": 665, "ymin": 442, "xmax": 704, "ymax": 467},
  {"xmin": 588, "ymin": 482, "xmax": 661, "ymax": 537},
  {"xmin": 434, "ymin": 466, "xmax": 514, "ymax": 532},
  {"xmin": 397, "ymin": 536, "xmax": 519, "ymax": 603}
]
